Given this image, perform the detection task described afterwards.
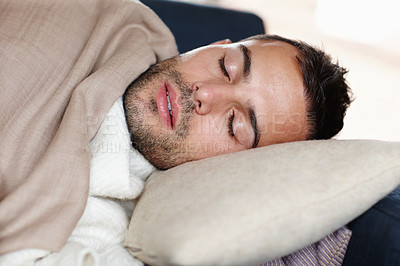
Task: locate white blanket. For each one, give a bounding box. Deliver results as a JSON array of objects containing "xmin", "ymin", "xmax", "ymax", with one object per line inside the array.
[{"xmin": 0, "ymin": 98, "xmax": 154, "ymax": 266}]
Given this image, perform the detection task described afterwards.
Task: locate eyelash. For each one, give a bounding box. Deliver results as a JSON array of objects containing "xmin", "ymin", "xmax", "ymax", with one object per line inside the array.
[
  {"xmin": 220, "ymin": 57, "xmax": 234, "ymax": 138},
  {"xmin": 228, "ymin": 111, "xmax": 235, "ymax": 137},
  {"xmin": 219, "ymin": 56, "xmax": 230, "ymax": 80}
]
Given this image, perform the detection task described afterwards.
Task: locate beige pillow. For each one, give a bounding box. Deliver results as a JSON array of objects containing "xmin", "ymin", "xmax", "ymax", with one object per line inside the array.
[{"xmin": 125, "ymin": 139, "xmax": 400, "ymax": 266}]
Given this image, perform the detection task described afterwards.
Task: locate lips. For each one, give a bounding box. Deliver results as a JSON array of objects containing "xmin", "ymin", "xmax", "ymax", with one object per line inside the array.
[{"xmin": 157, "ymin": 82, "xmax": 178, "ymax": 130}]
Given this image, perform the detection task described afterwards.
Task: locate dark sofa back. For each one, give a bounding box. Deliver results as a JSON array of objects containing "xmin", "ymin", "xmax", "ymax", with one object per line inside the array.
[{"xmin": 141, "ymin": 0, "xmax": 265, "ymax": 53}]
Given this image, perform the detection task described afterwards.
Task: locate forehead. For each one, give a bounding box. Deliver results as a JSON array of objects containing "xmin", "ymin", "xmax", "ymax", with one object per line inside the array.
[
  {"xmin": 241, "ymin": 40, "xmax": 308, "ymax": 145},
  {"xmin": 242, "ymin": 39, "xmax": 301, "ymax": 75}
]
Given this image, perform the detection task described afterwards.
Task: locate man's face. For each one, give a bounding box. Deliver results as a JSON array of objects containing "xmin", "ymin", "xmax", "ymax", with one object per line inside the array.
[{"xmin": 124, "ymin": 39, "xmax": 308, "ymax": 169}]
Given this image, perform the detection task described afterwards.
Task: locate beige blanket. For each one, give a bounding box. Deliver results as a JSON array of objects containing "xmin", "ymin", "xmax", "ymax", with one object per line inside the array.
[{"xmin": 0, "ymin": 0, "xmax": 177, "ymax": 254}]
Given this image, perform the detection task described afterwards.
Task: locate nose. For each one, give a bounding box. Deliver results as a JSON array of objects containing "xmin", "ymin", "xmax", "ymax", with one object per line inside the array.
[{"xmin": 193, "ymin": 83, "xmax": 234, "ymax": 115}]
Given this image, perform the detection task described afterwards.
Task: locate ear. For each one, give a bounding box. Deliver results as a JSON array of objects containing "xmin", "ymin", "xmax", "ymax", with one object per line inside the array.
[{"xmin": 210, "ymin": 39, "xmax": 232, "ymax": 45}]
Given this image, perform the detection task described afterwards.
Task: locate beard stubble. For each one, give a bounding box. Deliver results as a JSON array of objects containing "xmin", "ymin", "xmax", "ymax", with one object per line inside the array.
[{"xmin": 123, "ymin": 57, "xmax": 196, "ymax": 169}]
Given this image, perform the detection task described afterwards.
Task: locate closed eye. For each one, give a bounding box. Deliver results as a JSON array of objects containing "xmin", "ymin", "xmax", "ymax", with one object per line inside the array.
[
  {"xmin": 219, "ymin": 57, "xmax": 230, "ymax": 80},
  {"xmin": 228, "ymin": 110, "xmax": 235, "ymax": 137}
]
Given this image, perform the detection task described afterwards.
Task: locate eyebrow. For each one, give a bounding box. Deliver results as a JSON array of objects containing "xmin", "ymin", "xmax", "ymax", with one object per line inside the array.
[
  {"xmin": 239, "ymin": 44, "xmax": 251, "ymax": 78},
  {"xmin": 247, "ymin": 103, "xmax": 260, "ymax": 148}
]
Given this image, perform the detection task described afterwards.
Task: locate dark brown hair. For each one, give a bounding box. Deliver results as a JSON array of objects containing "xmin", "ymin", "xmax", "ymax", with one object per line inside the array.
[{"xmin": 244, "ymin": 34, "xmax": 353, "ymax": 139}]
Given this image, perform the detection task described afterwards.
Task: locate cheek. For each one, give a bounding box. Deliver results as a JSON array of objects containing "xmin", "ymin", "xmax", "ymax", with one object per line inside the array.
[
  {"xmin": 177, "ymin": 50, "xmax": 219, "ymax": 80},
  {"xmin": 186, "ymin": 116, "xmax": 231, "ymax": 154},
  {"xmin": 189, "ymin": 115, "xmax": 228, "ymax": 139},
  {"xmin": 186, "ymin": 116, "xmax": 246, "ymax": 157}
]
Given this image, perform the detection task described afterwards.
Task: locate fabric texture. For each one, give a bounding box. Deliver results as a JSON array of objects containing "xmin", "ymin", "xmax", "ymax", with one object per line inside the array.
[
  {"xmin": 126, "ymin": 139, "xmax": 400, "ymax": 266},
  {"xmin": 262, "ymin": 226, "xmax": 351, "ymax": 266},
  {"xmin": 0, "ymin": 97, "xmax": 155, "ymax": 265},
  {"xmin": 0, "ymin": 0, "xmax": 177, "ymax": 254},
  {"xmin": 67, "ymin": 97, "xmax": 154, "ymax": 266},
  {"xmin": 342, "ymin": 185, "xmax": 400, "ymax": 265},
  {"xmin": 0, "ymin": 242, "xmax": 98, "ymax": 266}
]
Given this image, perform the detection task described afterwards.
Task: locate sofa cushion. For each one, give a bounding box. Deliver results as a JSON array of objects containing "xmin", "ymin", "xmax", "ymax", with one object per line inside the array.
[{"xmin": 125, "ymin": 139, "xmax": 400, "ymax": 266}]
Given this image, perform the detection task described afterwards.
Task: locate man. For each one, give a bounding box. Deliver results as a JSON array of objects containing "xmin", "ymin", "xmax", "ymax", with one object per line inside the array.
[
  {"xmin": 123, "ymin": 35, "xmax": 352, "ymax": 170},
  {"xmin": 0, "ymin": 0, "xmax": 351, "ymax": 264}
]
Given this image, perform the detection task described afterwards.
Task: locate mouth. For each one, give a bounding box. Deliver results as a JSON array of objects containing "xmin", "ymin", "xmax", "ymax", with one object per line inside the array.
[
  {"xmin": 157, "ymin": 82, "xmax": 178, "ymax": 130},
  {"xmin": 166, "ymin": 89, "xmax": 173, "ymax": 126}
]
